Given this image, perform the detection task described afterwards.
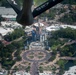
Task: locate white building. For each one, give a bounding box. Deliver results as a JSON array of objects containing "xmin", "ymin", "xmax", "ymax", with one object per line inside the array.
[
  {"xmin": 46, "ymin": 24, "xmax": 76, "ymax": 32},
  {"xmin": 29, "ymin": 41, "xmax": 44, "ymax": 50},
  {"xmin": 13, "ymin": 71, "xmax": 52, "ymax": 75},
  {"xmin": 13, "ymin": 71, "xmax": 30, "ymax": 75},
  {"xmin": 2, "ymin": 15, "xmax": 16, "ymax": 21},
  {"xmin": 46, "ymin": 24, "xmax": 60, "ymax": 32},
  {"xmin": 63, "ymin": 66, "xmax": 76, "ymax": 75},
  {"xmin": 0, "ymin": 7, "xmax": 22, "ymax": 36},
  {"xmin": 25, "ymin": 26, "xmax": 33, "ymax": 33},
  {"xmin": 40, "ymin": 32, "xmax": 47, "ymax": 42},
  {"xmin": 0, "ymin": 27, "xmax": 13, "ymax": 36},
  {"xmin": 33, "ymin": 23, "xmax": 44, "ymax": 27},
  {"xmin": 0, "ymin": 21, "xmax": 22, "ymax": 36},
  {"xmin": 1, "ymin": 21, "xmax": 22, "ymax": 28}
]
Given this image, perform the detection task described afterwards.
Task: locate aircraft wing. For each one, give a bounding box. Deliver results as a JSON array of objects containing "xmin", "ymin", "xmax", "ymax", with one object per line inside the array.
[
  {"xmin": 7, "ymin": 0, "xmax": 63, "ymax": 17},
  {"xmin": 6, "ymin": 0, "xmax": 21, "ymax": 14}
]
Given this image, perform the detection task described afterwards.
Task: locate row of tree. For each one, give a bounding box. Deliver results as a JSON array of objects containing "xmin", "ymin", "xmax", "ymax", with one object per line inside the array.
[
  {"xmin": 49, "ymin": 27, "xmax": 76, "ymax": 56},
  {"xmin": 0, "ymin": 27, "xmax": 26, "ymax": 69},
  {"xmin": 39, "ymin": 9, "xmax": 56, "ymax": 20},
  {"xmin": 51, "ymin": 27, "xmax": 76, "ymax": 40},
  {"xmin": 62, "ymin": 0, "xmax": 76, "ymax": 5},
  {"xmin": 60, "ymin": 43, "xmax": 76, "ymax": 56},
  {"xmin": 0, "ymin": 41, "xmax": 16, "ymax": 69},
  {"xmin": 48, "ymin": 27, "xmax": 76, "ymax": 74},
  {"xmin": 59, "ymin": 13, "xmax": 76, "ymax": 25},
  {"xmin": 0, "ymin": 38, "xmax": 25, "ymax": 69}
]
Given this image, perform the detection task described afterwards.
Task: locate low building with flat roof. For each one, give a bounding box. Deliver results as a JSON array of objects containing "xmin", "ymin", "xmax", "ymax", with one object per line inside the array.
[
  {"xmin": 0, "ymin": 7, "xmax": 16, "ymax": 15},
  {"xmin": 46, "ymin": 24, "xmax": 76, "ymax": 32},
  {"xmin": 0, "ymin": 7, "xmax": 17, "ymax": 21}
]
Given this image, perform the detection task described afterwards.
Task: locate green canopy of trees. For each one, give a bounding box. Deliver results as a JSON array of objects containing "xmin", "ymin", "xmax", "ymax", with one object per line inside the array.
[
  {"xmin": 59, "ymin": 13, "xmax": 76, "ymax": 25},
  {"xmin": 51, "ymin": 27, "xmax": 76, "ymax": 40},
  {"xmin": 62, "ymin": 0, "xmax": 76, "ymax": 5},
  {"xmin": 48, "ymin": 27, "xmax": 76, "ymax": 57},
  {"xmin": 0, "ymin": 27, "xmax": 26, "ymax": 69},
  {"xmin": 4, "ymin": 28, "xmax": 25, "ymax": 41}
]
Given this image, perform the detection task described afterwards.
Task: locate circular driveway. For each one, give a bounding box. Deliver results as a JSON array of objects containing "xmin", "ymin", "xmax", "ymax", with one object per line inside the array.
[{"xmin": 22, "ymin": 50, "xmax": 50, "ymax": 62}]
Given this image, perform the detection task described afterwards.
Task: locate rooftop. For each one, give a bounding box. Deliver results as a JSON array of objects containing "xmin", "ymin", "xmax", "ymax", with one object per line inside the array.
[
  {"xmin": 46, "ymin": 24, "xmax": 76, "ymax": 32},
  {"xmin": 0, "ymin": 7, "xmax": 16, "ymax": 15},
  {"xmin": 33, "ymin": 23, "xmax": 44, "ymax": 27},
  {"xmin": 0, "ymin": 21, "xmax": 22, "ymax": 36},
  {"xmin": 13, "ymin": 71, "xmax": 52, "ymax": 75},
  {"xmin": 0, "ymin": 27, "xmax": 13, "ymax": 36}
]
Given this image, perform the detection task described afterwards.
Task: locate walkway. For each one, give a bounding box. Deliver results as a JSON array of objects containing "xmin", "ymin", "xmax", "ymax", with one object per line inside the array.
[
  {"xmin": 22, "ymin": 50, "xmax": 50, "ymax": 62},
  {"xmin": 61, "ymin": 40, "xmax": 76, "ymax": 48},
  {"xmin": 44, "ymin": 53, "xmax": 60, "ymax": 67},
  {"xmin": 30, "ymin": 62, "xmax": 39, "ymax": 75},
  {"xmin": 60, "ymin": 57, "xmax": 76, "ymax": 60}
]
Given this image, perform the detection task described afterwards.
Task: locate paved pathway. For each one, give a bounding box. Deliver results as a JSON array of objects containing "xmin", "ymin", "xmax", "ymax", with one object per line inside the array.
[
  {"xmin": 61, "ymin": 40, "xmax": 76, "ymax": 48},
  {"xmin": 44, "ymin": 53, "xmax": 60, "ymax": 67},
  {"xmin": 30, "ymin": 62, "xmax": 39, "ymax": 75},
  {"xmin": 60, "ymin": 57, "xmax": 76, "ymax": 60},
  {"xmin": 22, "ymin": 50, "xmax": 50, "ymax": 62}
]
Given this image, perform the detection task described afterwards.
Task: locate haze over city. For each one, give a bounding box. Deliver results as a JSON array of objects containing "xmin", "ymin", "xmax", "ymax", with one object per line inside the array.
[{"xmin": 0, "ymin": 0, "xmax": 76, "ymax": 75}]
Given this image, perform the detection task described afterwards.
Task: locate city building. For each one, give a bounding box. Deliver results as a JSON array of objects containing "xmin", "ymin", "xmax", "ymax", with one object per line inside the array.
[
  {"xmin": 0, "ymin": 7, "xmax": 17, "ymax": 21},
  {"xmin": 13, "ymin": 71, "xmax": 30, "ymax": 75},
  {"xmin": 0, "ymin": 7, "xmax": 22, "ymax": 37},
  {"xmin": 0, "ymin": 21, "xmax": 22, "ymax": 40},
  {"xmin": 1, "ymin": 21, "xmax": 22, "ymax": 28},
  {"xmin": 0, "ymin": 7, "xmax": 16, "ymax": 15},
  {"xmin": 13, "ymin": 71, "xmax": 52, "ymax": 75},
  {"xmin": 25, "ymin": 26, "xmax": 33, "ymax": 33},
  {"xmin": 0, "ymin": 27, "xmax": 13, "ymax": 36},
  {"xmin": 2, "ymin": 15, "xmax": 16, "ymax": 21},
  {"xmin": 45, "ymin": 24, "xmax": 76, "ymax": 39},
  {"xmin": 29, "ymin": 42, "xmax": 44, "ymax": 50},
  {"xmin": 33, "ymin": 22, "xmax": 44, "ymax": 27},
  {"xmin": 63, "ymin": 66, "xmax": 76, "ymax": 75},
  {"xmin": 46, "ymin": 24, "xmax": 61, "ymax": 32},
  {"xmin": 46, "ymin": 24, "xmax": 76, "ymax": 32}
]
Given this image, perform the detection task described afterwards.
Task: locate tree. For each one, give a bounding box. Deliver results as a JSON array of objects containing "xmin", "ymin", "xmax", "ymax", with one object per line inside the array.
[
  {"xmin": 16, "ymin": 55, "xmax": 22, "ymax": 61},
  {"xmin": 26, "ymin": 66, "xmax": 30, "ymax": 72},
  {"xmin": 4, "ymin": 28, "xmax": 25, "ymax": 41},
  {"xmin": 52, "ymin": 66, "xmax": 56, "ymax": 74},
  {"xmin": 62, "ymin": 0, "xmax": 76, "ymax": 5},
  {"xmin": 34, "ymin": 0, "xmax": 46, "ymax": 6},
  {"xmin": 57, "ymin": 60, "xmax": 66, "ymax": 75},
  {"xmin": 39, "ymin": 66, "xmax": 43, "ymax": 73}
]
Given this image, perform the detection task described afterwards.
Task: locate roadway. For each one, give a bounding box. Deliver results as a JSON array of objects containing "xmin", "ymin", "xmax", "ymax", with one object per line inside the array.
[{"xmin": 22, "ymin": 50, "xmax": 50, "ymax": 62}]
